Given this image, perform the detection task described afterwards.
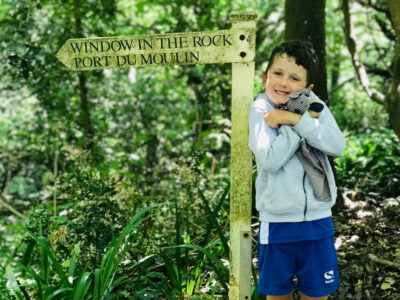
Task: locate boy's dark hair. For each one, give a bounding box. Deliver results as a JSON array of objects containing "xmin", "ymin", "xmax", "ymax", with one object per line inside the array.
[{"xmin": 266, "ymin": 40, "xmax": 319, "ymax": 86}]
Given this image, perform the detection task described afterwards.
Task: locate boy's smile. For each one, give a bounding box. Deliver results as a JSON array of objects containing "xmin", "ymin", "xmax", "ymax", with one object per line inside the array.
[{"xmin": 264, "ymin": 53, "xmax": 310, "ymax": 105}]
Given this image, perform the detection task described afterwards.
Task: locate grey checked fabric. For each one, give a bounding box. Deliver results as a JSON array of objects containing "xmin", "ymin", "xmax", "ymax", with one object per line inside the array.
[{"xmin": 296, "ymin": 139, "xmax": 331, "ymax": 202}]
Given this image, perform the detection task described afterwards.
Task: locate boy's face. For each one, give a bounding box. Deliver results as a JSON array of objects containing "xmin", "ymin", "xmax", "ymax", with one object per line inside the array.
[{"xmin": 263, "ymin": 53, "xmax": 312, "ymax": 105}]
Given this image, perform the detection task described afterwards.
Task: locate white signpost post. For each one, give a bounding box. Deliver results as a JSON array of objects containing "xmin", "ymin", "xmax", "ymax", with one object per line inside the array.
[{"xmin": 56, "ymin": 11, "xmax": 257, "ymax": 300}]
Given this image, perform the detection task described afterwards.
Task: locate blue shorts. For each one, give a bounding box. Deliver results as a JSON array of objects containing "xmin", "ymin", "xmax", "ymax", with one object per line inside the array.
[{"xmin": 258, "ymin": 236, "xmax": 339, "ymax": 297}]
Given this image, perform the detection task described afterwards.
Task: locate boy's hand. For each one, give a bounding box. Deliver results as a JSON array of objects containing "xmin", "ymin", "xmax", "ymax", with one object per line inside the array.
[
  {"xmin": 264, "ymin": 110, "xmax": 301, "ymax": 128},
  {"xmin": 264, "ymin": 110, "xmax": 281, "ymax": 128},
  {"xmin": 308, "ymin": 110, "xmax": 321, "ymax": 118}
]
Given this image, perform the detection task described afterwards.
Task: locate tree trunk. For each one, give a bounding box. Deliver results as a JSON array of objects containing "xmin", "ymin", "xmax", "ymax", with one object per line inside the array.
[
  {"xmin": 386, "ymin": 45, "xmax": 400, "ymax": 138},
  {"xmin": 74, "ymin": 0, "xmax": 93, "ymax": 150},
  {"xmin": 285, "ymin": 0, "xmax": 345, "ymax": 212},
  {"xmin": 78, "ymin": 73, "xmax": 94, "ymax": 148},
  {"xmin": 284, "ymin": 0, "xmax": 328, "ymax": 101},
  {"xmin": 387, "ymin": 0, "xmax": 400, "ymax": 138}
]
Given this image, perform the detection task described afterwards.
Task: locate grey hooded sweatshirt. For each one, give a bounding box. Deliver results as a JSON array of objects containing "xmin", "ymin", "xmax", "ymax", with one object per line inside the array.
[{"xmin": 248, "ymin": 91, "xmax": 345, "ymax": 223}]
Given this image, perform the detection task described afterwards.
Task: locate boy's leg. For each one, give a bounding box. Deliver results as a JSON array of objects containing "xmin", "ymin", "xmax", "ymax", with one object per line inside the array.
[
  {"xmin": 267, "ymin": 293, "xmax": 293, "ymax": 300},
  {"xmin": 296, "ymin": 236, "xmax": 339, "ymax": 298},
  {"xmin": 265, "ymin": 291, "xmax": 327, "ymax": 300},
  {"xmin": 258, "ymin": 242, "xmax": 297, "ymax": 296},
  {"xmin": 300, "ymin": 293, "xmax": 329, "ymax": 300},
  {"xmin": 299, "ymin": 294, "xmax": 328, "ymax": 300}
]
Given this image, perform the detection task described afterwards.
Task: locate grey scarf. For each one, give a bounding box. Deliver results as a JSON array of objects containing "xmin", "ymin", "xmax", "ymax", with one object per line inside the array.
[{"xmin": 296, "ymin": 138, "xmax": 331, "ymax": 202}]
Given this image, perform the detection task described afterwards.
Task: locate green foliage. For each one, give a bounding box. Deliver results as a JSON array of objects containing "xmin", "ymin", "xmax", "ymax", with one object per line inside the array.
[
  {"xmin": 3, "ymin": 204, "xmax": 162, "ymax": 299},
  {"xmin": 55, "ymin": 146, "xmax": 143, "ymax": 268},
  {"xmin": 335, "ymin": 128, "xmax": 400, "ymax": 197},
  {"xmin": 329, "ymin": 87, "xmax": 389, "ymax": 133},
  {"xmin": 128, "ymin": 184, "xmax": 231, "ymax": 299},
  {"xmin": 2, "ymin": 148, "xmax": 233, "ymax": 297},
  {"xmin": 326, "ymin": 0, "xmax": 391, "ymax": 133}
]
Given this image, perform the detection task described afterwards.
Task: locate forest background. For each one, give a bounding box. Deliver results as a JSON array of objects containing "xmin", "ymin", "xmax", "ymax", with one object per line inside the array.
[{"xmin": 1, "ymin": 0, "xmax": 400, "ymax": 299}]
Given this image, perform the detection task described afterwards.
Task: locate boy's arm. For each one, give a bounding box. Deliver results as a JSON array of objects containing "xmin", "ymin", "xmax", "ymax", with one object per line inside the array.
[
  {"xmin": 263, "ymin": 105, "xmax": 321, "ymax": 127},
  {"xmin": 249, "ymin": 101, "xmax": 301, "ymax": 173},
  {"xmin": 264, "ymin": 110, "xmax": 301, "ymax": 128},
  {"xmin": 263, "ymin": 94, "xmax": 345, "ymax": 156},
  {"xmin": 293, "ymin": 93, "xmax": 345, "ymax": 156}
]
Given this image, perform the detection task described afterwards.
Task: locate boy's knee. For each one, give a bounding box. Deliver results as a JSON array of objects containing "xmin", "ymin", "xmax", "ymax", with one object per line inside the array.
[
  {"xmin": 300, "ymin": 293, "xmax": 329, "ymax": 300},
  {"xmin": 267, "ymin": 293, "xmax": 293, "ymax": 300}
]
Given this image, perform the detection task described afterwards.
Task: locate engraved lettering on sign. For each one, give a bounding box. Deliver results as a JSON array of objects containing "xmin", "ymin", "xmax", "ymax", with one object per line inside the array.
[{"xmin": 56, "ymin": 29, "xmax": 255, "ymax": 70}]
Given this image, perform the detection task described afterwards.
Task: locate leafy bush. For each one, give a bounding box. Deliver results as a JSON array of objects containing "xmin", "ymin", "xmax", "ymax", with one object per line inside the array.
[
  {"xmin": 55, "ymin": 146, "xmax": 144, "ymax": 269},
  {"xmin": 128, "ymin": 184, "xmax": 231, "ymax": 299},
  {"xmin": 335, "ymin": 128, "xmax": 400, "ymax": 197},
  {"xmin": 3, "ymin": 204, "xmax": 162, "ymax": 299}
]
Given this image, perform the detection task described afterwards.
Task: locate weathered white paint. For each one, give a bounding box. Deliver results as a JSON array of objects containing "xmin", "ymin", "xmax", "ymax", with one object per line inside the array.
[{"xmin": 229, "ymin": 12, "xmax": 256, "ymax": 300}]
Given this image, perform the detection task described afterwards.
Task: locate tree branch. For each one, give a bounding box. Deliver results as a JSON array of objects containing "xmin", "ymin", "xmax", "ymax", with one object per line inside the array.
[
  {"xmin": 374, "ymin": 14, "xmax": 396, "ymax": 41},
  {"xmin": 341, "ymin": 0, "xmax": 385, "ymax": 104},
  {"xmin": 330, "ymin": 76, "xmax": 356, "ymax": 95},
  {"xmin": 53, "ymin": 148, "xmax": 59, "ymax": 216},
  {"xmin": 369, "ymin": 254, "xmax": 400, "ymax": 270},
  {"xmin": 0, "ymin": 148, "xmax": 28, "ymax": 219},
  {"xmin": 364, "ymin": 62, "xmax": 392, "ymax": 79},
  {"xmin": 355, "ymin": 0, "xmax": 390, "ymax": 18},
  {"xmin": 0, "ymin": 195, "xmax": 26, "ymax": 219}
]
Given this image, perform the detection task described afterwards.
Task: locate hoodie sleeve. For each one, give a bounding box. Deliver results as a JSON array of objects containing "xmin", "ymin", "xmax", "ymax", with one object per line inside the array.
[
  {"xmin": 248, "ymin": 97, "xmax": 301, "ymax": 173},
  {"xmin": 293, "ymin": 91, "xmax": 345, "ymax": 156}
]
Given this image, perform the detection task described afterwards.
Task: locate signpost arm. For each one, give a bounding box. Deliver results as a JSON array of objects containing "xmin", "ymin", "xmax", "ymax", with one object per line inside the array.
[{"xmin": 229, "ymin": 12, "xmax": 257, "ymax": 300}]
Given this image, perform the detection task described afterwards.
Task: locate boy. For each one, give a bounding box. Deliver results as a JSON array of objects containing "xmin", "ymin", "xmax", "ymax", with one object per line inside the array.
[{"xmin": 248, "ymin": 40, "xmax": 345, "ymax": 300}]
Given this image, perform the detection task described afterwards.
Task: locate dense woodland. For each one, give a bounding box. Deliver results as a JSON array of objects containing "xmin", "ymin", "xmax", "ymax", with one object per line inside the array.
[{"xmin": 0, "ymin": 0, "xmax": 400, "ymax": 299}]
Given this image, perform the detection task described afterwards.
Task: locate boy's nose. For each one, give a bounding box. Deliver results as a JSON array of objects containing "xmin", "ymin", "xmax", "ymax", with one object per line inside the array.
[{"xmin": 279, "ymin": 77, "xmax": 288, "ymax": 87}]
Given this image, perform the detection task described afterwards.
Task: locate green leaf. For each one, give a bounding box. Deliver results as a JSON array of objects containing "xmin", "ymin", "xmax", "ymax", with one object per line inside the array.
[
  {"xmin": 4, "ymin": 254, "xmax": 45, "ymax": 300},
  {"xmin": 163, "ymin": 129, "xmax": 179, "ymax": 138},
  {"xmin": 72, "ymin": 272, "xmax": 92, "ymax": 300},
  {"xmin": 166, "ymin": 244, "xmax": 229, "ymax": 291},
  {"xmin": 68, "ymin": 244, "xmax": 80, "ymax": 279},
  {"xmin": 94, "ymin": 203, "xmax": 165, "ymax": 299},
  {"xmin": 27, "ymin": 233, "xmax": 70, "ymax": 288},
  {"xmin": 198, "ymin": 186, "xmax": 229, "ymax": 256},
  {"xmin": 47, "ymin": 287, "xmax": 73, "ymax": 299},
  {"xmin": 5, "ymin": 266, "xmax": 25, "ymax": 300},
  {"xmin": 93, "ymin": 268, "xmax": 100, "ymax": 300},
  {"xmin": 381, "ymin": 277, "xmax": 395, "ymax": 290},
  {"xmin": 61, "ymin": 259, "xmax": 70, "ymax": 268},
  {"xmin": 158, "ymin": 249, "xmax": 181, "ymax": 290}
]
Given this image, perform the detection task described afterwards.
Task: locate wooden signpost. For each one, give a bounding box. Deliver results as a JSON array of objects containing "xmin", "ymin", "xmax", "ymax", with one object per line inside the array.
[{"xmin": 57, "ymin": 11, "xmax": 257, "ymax": 300}]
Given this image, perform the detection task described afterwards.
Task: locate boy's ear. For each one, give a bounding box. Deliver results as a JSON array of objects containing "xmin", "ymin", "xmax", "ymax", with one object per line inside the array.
[
  {"xmin": 307, "ymin": 84, "xmax": 314, "ymax": 91},
  {"xmin": 262, "ymin": 71, "xmax": 267, "ymax": 87}
]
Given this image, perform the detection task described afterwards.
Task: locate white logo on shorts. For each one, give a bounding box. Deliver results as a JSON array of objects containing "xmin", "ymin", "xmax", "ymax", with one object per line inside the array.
[{"xmin": 324, "ymin": 270, "xmax": 334, "ymax": 284}]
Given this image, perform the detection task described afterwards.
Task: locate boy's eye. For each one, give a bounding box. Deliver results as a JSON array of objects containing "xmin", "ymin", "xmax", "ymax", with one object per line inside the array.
[
  {"xmin": 273, "ymin": 71, "xmax": 282, "ymax": 76},
  {"xmin": 291, "ymin": 76, "xmax": 300, "ymax": 81}
]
